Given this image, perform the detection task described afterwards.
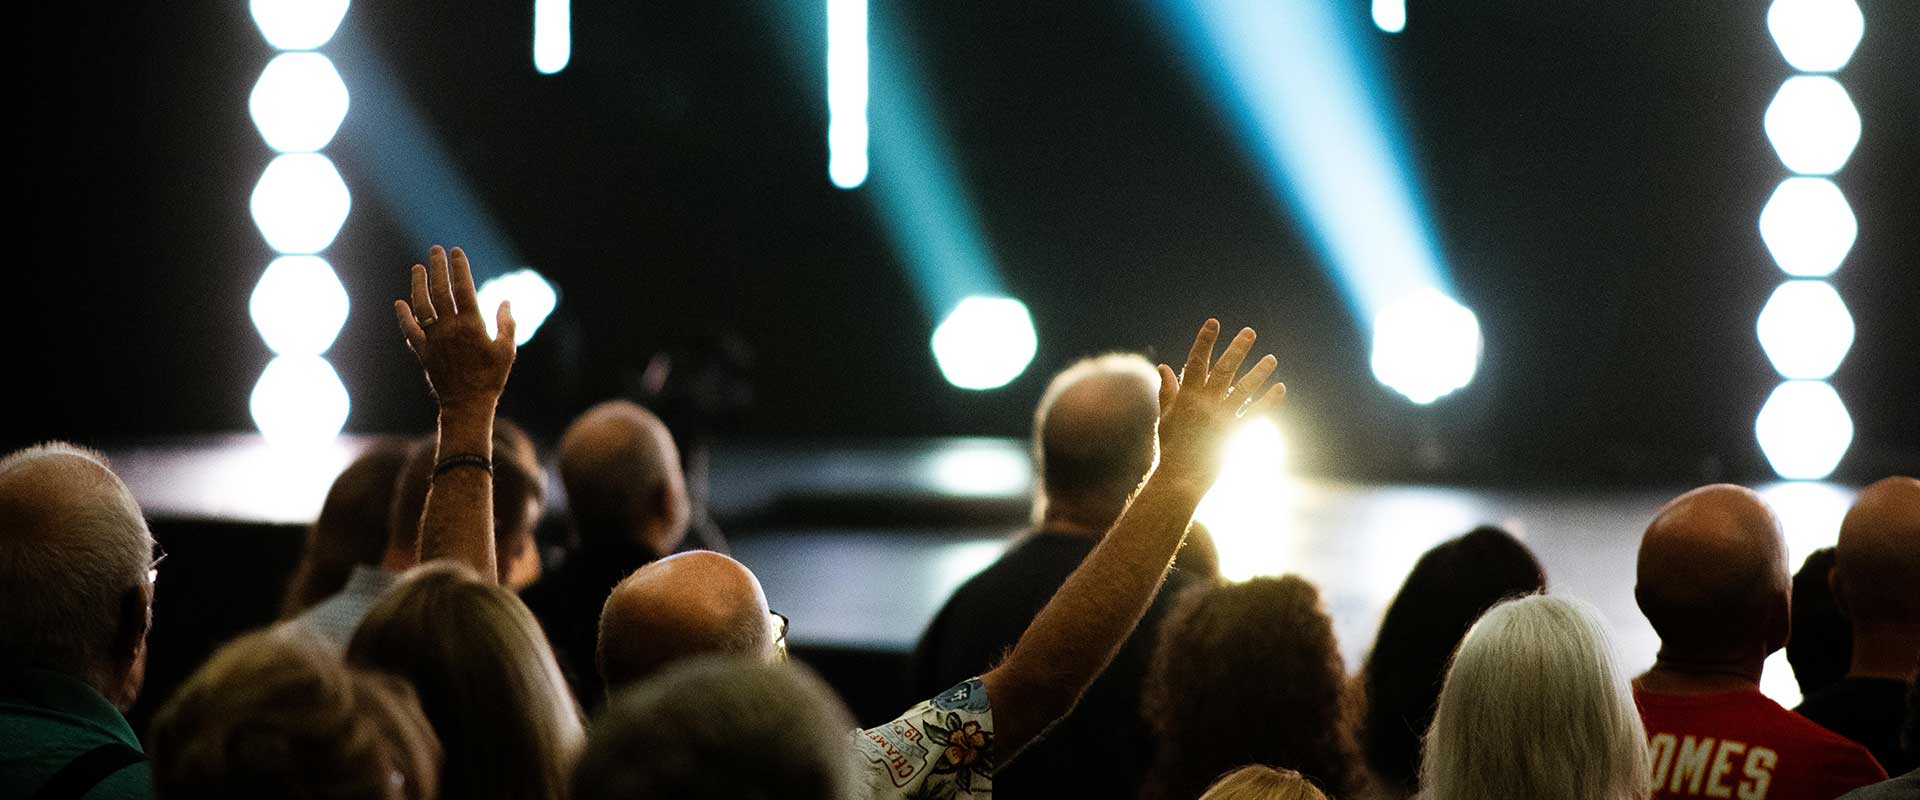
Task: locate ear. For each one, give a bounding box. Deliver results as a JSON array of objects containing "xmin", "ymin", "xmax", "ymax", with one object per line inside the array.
[
  {"xmin": 1827, "ymin": 563, "xmax": 1851, "ymax": 620},
  {"xmin": 106, "ymin": 582, "xmax": 153, "ymax": 708},
  {"xmin": 1764, "ymin": 584, "xmax": 1792, "ymax": 656}
]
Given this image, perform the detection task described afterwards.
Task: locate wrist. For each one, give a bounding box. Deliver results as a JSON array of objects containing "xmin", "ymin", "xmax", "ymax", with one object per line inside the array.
[
  {"xmin": 1142, "ymin": 466, "xmax": 1211, "ymax": 504},
  {"xmin": 436, "ymin": 406, "xmax": 495, "ymax": 456}
]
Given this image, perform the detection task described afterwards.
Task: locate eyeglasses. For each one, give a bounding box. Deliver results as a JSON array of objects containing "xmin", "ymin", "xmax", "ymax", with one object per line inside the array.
[
  {"xmin": 770, "ymin": 610, "xmax": 790, "ymax": 655},
  {"xmin": 148, "ymin": 542, "xmax": 168, "ymax": 585}
]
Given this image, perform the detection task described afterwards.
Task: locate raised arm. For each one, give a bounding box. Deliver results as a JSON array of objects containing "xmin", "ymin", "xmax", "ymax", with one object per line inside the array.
[
  {"xmin": 394, "ymin": 245, "xmax": 517, "ymax": 582},
  {"xmin": 980, "ymin": 319, "xmax": 1283, "ymax": 759}
]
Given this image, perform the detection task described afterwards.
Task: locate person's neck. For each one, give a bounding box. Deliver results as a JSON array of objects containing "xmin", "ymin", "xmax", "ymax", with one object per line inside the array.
[
  {"xmin": 1638, "ymin": 649, "xmax": 1766, "ymax": 694},
  {"xmin": 1039, "ymin": 506, "xmax": 1117, "ymax": 539},
  {"xmin": 1848, "ymin": 624, "xmax": 1920, "ymax": 681}
]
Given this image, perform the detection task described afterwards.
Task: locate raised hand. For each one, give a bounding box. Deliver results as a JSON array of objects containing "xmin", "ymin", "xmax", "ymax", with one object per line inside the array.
[
  {"xmin": 1153, "ymin": 319, "xmax": 1285, "ymax": 490},
  {"xmin": 393, "ymin": 245, "xmax": 517, "ymax": 411}
]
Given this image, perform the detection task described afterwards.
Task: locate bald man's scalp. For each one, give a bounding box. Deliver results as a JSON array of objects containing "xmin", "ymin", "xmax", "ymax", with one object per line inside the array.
[
  {"xmin": 1833, "ymin": 476, "xmax": 1920, "ymax": 626},
  {"xmin": 1034, "ymin": 355, "xmax": 1161, "ymax": 506},
  {"xmin": 559, "ymin": 400, "xmax": 687, "ymax": 554},
  {"xmin": 1636, "ymin": 484, "xmax": 1790, "ymax": 659},
  {"xmin": 596, "ymin": 551, "xmax": 772, "ymax": 694}
]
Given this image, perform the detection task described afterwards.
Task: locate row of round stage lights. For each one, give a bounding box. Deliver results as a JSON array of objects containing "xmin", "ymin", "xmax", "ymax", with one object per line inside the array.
[
  {"xmin": 245, "ymin": 0, "xmax": 355, "ymax": 448},
  {"xmin": 1754, "ymin": 0, "xmax": 1863, "ymax": 479}
]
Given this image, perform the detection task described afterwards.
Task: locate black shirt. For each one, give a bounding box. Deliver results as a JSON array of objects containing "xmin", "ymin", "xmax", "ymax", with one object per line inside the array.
[
  {"xmin": 522, "ymin": 537, "xmax": 661, "ymax": 712},
  {"xmin": 911, "ymin": 529, "xmax": 1200, "ymax": 800},
  {"xmin": 1798, "ymin": 677, "xmax": 1914, "ymax": 775}
]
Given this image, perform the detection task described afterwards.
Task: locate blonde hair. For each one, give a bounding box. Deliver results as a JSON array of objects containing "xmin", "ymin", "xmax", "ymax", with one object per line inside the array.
[
  {"xmin": 1199, "ymin": 766, "xmax": 1330, "ymax": 800},
  {"xmin": 349, "ymin": 562, "xmax": 585, "ymax": 800},
  {"xmin": 1420, "ymin": 594, "xmax": 1651, "ymax": 800},
  {"xmin": 151, "ymin": 627, "xmax": 440, "ymax": 799}
]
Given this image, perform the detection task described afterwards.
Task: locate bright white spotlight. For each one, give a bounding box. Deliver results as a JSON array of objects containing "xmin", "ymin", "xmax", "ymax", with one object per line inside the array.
[
  {"xmin": 1756, "ymin": 381, "xmax": 1852, "ymax": 480},
  {"xmin": 250, "ymin": 355, "xmax": 351, "ymax": 448},
  {"xmin": 250, "ymin": 154, "xmax": 352, "ymax": 254},
  {"xmin": 1759, "ymin": 177, "xmax": 1856, "ymax": 278},
  {"xmin": 533, "ymin": 0, "xmax": 571, "ymax": 74},
  {"xmin": 249, "ymin": 256, "xmax": 350, "ymax": 356},
  {"xmin": 249, "ymin": 53, "xmax": 350, "ymax": 153},
  {"xmin": 826, "ymin": 0, "xmax": 869, "ymax": 189},
  {"xmin": 931, "ymin": 296, "xmax": 1037, "ymax": 391},
  {"xmin": 1767, "ymin": 0, "xmax": 1864, "ymax": 72},
  {"xmin": 1370, "ymin": 289, "xmax": 1481, "ymax": 405},
  {"xmin": 1763, "ymin": 76, "xmax": 1859, "ymax": 175},
  {"xmin": 476, "ymin": 269, "xmax": 558, "ymax": 346},
  {"xmin": 249, "ymin": 0, "xmax": 350, "ymax": 50},
  {"xmin": 1372, "ymin": 0, "xmax": 1406, "ymax": 33},
  {"xmin": 1756, "ymin": 280, "xmax": 1853, "ymax": 380},
  {"xmin": 1194, "ymin": 417, "xmax": 1294, "ymax": 582}
]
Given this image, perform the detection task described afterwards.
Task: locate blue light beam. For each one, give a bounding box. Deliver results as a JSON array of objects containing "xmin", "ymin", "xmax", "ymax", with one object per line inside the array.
[{"xmin": 1160, "ymin": 0, "xmax": 1449, "ymax": 321}]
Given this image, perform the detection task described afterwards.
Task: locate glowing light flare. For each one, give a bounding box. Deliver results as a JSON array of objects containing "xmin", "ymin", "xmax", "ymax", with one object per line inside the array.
[
  {"xmin": 1371, "ymin": 0, "xmax": 1405, "ymax": 33},
  {"xmin": 1755, "ymin": 380, "xmax": 1853, "ymax": 480},
  {"xmin": 1759, "ymin": 178, "xmax": 1856, "ymax": 278},
  {"xmin": 1764, "ymin": 76, "xmax": 1859, "ymax": 175},
  {"xmin": 249, "ymin": 256, "xmax": 350, "ymax": 356},
  {"xmin": 930, "ymin": 296, "xmax": 1038, "ymax": 391},
  {"xmin": 475, "ymin": 269, "xmax": 558, "ymax": 346},
  {"xmin": 1370, "ymin": 289, "xmax": 1482, "ymax": 404},
  {"xmin": 1194, "ymin": 417, "xmax": 1295, "ymax": 582},
  {"xmin": 250, "ymin": 355, "xmax": 351, "ymax": 449},
  {"xmin": 923, "ymin": 439, "xmax": 1031, "ymax": 497},
  {"xmin": 827, "ymin": 0, "xmax": 870, "ymax": 188},
  {"xmin": 251, "ymin": 154, "xmax": 352, "ymax": 254},
  {"xmin": 1767, "ymin": 0, "xmax": 1864, "ymax": 73},
  {"xmin": 534, "ymin": 0, "xmax": 571, "ymax": 74},
  {"xmin": 1756, "ymin": 281, "xmax": 1854, "ymax": 380},
  {"xmin": 250, "ymin": 0, "xmax": 350, "ymax": 50},
  {"xmin": 249, "ymin": 52, "xmax": 350, "ymax": 153}
]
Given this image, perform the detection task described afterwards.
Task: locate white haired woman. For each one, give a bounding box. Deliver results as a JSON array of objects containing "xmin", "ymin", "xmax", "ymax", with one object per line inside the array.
[{"xmin": 1421, "ymin": 594, "xmax": 1652, "ymax": 800}]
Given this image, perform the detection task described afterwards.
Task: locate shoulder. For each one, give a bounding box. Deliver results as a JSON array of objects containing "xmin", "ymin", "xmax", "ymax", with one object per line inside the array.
[
  {"xmin": 83, "ymin": 759, "xmax": 154, "ymax": 800},
  {"xmin": 851, "ymin": 678, "xmax": 997, "ymax": 799}
]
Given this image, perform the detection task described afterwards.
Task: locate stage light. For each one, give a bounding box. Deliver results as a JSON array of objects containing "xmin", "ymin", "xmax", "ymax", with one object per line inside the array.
[
  {"xmin": 533, "ymin": 0, "xmax": 571, "ymax": 74},
  {"xmin": 250, "ymin": 355, "xmax": 351, "ymax": 449},
  {"xmin": 249, "ymin": 53, "xmax": 350, "ymax": 153},
  {"xmin": 827, "ymin": 0, "xmax": 869, "ymax": 188},
  {"xmin": 249, "ymin": 0, "xmax": 350, "ymax": 50},
  {"xmin": 475, "ymin": 268, "xmax": 558, "ymax": 346},
  {"xmin": 1756, "ymin": 280, "xmax": 1853, "ymax": 380},
  {"xmin": 1763, "ymin": 76, "xmax": 1859, "ymax": 175},
  {"xmin": 249, "ymin": 256, "xmax": 350, "ymax": 356},
  {"xmin": 930, "ymin": 297, "xmax": 1037, "ymax": 391},
  {"xmin": 250, "ymin": 154, "xmax": 351, "ymax": 254},
  {"xmin": 1766, "ymin": 0, "xmax": 1863, "ymax": 73},
  {"xmin": 1755, "ymin": 380, "xmax": 1853, "ymax": 480},
  {"xmin": 1194, "ymin": 417, "xmax": 1294, "ymax": 582},
  {"xmin": 924, "ymin": 438, "xmax": 1031, "ymax": 497},
  {"xmin": 1371, "ymin": 0, "xmax": 1405, "ymax": 33},
  {"xmin": 1370, "ymin": 289, "xmax": 1481, "ymax": 405},
  {"xmin": 1759, "ymin": 177, "xmax": 1855, "ymax": 278}
]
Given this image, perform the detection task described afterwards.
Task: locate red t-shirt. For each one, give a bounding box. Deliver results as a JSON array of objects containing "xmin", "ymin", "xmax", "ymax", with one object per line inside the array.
[{"xmin": 1635, "ymin": 687, "xmax": 1886, "ymax": 800}]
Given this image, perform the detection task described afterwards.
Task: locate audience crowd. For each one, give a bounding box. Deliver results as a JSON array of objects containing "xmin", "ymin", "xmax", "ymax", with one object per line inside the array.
[{"xmin": 3, "ymin": 245, "xmax": 1916, "ymax": 799}]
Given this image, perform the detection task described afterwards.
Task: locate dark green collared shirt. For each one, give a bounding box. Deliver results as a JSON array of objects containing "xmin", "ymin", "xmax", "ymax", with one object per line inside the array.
[{"xmin": 1, "ymin": 668, "xmax": 153, "ymax": 799}]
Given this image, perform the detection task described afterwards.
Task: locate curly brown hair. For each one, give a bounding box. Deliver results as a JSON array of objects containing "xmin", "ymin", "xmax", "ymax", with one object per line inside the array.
[{"xmin": 1143, "ymin": 575, "xmax": 1362, "ymax": 800}]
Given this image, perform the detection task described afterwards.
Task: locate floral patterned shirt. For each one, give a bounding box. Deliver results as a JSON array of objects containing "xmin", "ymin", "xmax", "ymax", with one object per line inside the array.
[{"xmin": 852, "ymin": 677, "xmax": 996, "ymax": 799}]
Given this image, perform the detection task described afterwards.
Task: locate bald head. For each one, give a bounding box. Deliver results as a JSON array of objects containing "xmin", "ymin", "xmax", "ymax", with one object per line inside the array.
[
  {"xmin": 597, "ymin": 551, "xmax": 776, "ymax": 694},
  {"xmin": 1833, "ymin": 476, "xmax": 1920, "ymax": 629},
  {"xmin": 559, "ymin": 400, "xmax": 689, "ymax": 557},
  {"xmin": 1033, "ymin": 354, "xmax": 1161, "ymax": 526},
  {"xmin": 0, "ymin": 443, "xmax": 153, "ymax": 701},
  {"xmin": 1636, "ymin": 485, "xmax": 1790, "ymax": 662}
]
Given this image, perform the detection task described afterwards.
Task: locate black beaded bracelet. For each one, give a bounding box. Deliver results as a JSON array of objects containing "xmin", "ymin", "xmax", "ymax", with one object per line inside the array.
[{"xmin": 433, "ymin": 453, "xmax": 493, "ymax": 477}]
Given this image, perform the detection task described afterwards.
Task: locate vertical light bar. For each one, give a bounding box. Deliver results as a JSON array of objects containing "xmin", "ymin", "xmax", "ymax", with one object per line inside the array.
[
  {"xmin": 247, "ymin": 0, "xmax": 354, "ymax": 448},
  {"xmin": 534, "ymin": 0, "xmax": 571, "ymax": 75},
  {"xmin": 1755, "ymin": 0, "xmax": 1863, "ymax": 480},
  {"xmin": 1372, "ymin": 0, "xmax": 1406, "ymax": 33},
  {"xmin": 827, "ymin": 0, "xmax": 869, "ymax": 188}
]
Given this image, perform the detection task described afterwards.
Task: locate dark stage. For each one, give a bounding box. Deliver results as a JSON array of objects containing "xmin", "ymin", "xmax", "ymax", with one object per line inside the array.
[{"xmin": 113, "ymin": 434, "xmax": 1847, "ymax": 728}]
